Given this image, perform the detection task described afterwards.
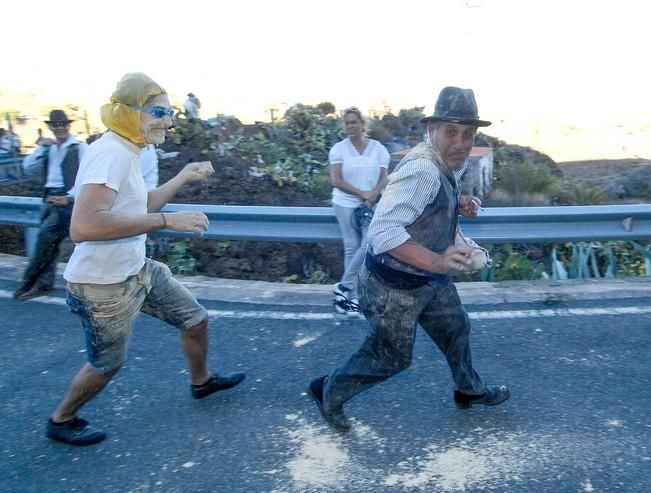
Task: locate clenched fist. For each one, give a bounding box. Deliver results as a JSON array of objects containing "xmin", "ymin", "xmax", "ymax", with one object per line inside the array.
[
  {"xmin": 432, "ymin": 244, "xmax": 475, "ymax": 274},
  {"xmin": 181, "ymin": 161, "xmax": 215, "ymax": 184},
  {"xmin": 163, "ymin": 211, "xmax": 209, "ymax": 237},
  {"xmin": 458, "ymin": 195, "xmax": 482, "ymax": 217}
]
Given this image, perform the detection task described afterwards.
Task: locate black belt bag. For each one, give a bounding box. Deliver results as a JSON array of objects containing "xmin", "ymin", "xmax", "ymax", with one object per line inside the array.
[{"xmin": 365, "ymin": 252, "xmax": 434, "ymax": 290}]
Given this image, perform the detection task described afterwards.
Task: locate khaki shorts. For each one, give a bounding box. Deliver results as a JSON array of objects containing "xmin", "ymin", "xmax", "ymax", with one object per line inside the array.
[{"xmin": 66, "ymin": 258, "xmax": 207, "ymax": 374}]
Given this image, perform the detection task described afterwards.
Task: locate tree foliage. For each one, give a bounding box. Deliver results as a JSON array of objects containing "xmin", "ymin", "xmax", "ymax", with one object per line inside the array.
[{"xmin": 221, "ymin": 103, "xmax": 342, "ymax": 194}]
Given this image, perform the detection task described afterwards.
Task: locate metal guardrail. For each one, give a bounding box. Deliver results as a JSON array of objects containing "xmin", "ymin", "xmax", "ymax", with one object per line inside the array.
[
  {"xmin": 458, "ymin": 204, "xmax": 651, "ymax": 243},
  {"xmin": 1, "ymin": 195, "xmax": 651, "ymax": 244}
]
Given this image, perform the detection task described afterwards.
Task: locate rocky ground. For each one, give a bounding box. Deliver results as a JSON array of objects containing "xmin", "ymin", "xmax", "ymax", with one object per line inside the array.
[{"xmin": 558, "ymin": 158, "xmax": 651, "ymax": 203}]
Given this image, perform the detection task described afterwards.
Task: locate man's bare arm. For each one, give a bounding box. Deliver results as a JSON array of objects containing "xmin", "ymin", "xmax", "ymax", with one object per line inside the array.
[
  {"xmin": 70, "ymin": 184, "xmax": 209, "ymax": 243},
  {"xmin": 70, "ymin": 184, "xmax": 163, "ymax": 242},
  {"xmin": 147, "ymin": 161, "xmax": 215, "ymax": 212}
]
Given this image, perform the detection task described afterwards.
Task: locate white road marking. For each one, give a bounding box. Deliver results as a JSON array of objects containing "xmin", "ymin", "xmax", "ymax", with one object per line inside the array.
[
  {"xmin": 2, "ymin": 289, "xmax": 651, "ymax": 321},
  {"xmin": 469, "ymin": 306, "xmax": 651, "ymax": 319},
  {"xmin": 0, "ymin": 290, "xmax": 66, "ymax": 305}
]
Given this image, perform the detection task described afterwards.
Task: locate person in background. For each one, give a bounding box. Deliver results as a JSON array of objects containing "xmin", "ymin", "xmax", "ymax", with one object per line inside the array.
[
  {"xmin": 5, "ymin": 128, "xmax": 21, "ymax": 153},
  {"xmin": 140, "ymin": 143, "xmax": 159, "ymax": 191},
  {"xmin": 183, "ymin": 92, "xmax": 202, "ymax": 122},
  {"xmin": 140, "ymin": 144, "xmax": 161, "ymax": 258},
  {"xmin": 13, "ymin": 110, "xmax": 87, "ymax": 301},
  {"xmin": 329, "ymin": 107, "xmax": 389, "ymax": 315},
  {"xmin": 35, "ymin": 128, "xmax": 47, "ymax": 146},
  {"xmin": 309, "ymin": 87, "xmax": 509, "ymax": 432},
  {"xmin": 0, "ymin": 128, "xmax": 9, "ymax": 154},
  {"xmin": 45, "ymin": 72, "xmax": 245, "ymax": 446}
]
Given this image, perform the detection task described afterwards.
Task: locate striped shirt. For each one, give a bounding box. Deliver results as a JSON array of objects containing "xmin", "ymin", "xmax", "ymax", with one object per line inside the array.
[{"xmin": 368, "ymin": 158, "xmax": 466, "ymax": 254}]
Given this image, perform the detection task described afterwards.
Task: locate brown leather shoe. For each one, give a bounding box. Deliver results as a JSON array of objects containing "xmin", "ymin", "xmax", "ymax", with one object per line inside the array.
[
  {"xmin": 14, "ymin": 285, "xmax": 52, "ymax": 301},
  {"xmin": 454, "ymin": 385, "xmax": 511, "ymax": 409},
  {"xmin": 308, "ymin": 376, "xmax": 351, "ymax": 432}
]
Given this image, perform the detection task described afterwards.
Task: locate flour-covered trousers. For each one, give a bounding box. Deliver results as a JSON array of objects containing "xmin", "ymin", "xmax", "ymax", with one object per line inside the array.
[{"xmin": 324, "ymin": 264, "xmax": 485, "ymax": 410}]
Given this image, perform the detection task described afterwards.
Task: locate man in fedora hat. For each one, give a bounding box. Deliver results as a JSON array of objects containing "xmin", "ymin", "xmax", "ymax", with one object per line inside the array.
[
  {"xmin": 14, "ymin": 109, "xmax": 87, "ymax": 301},
  {"xmin": 309, "ymin": 87, "xmax": 509, "ymax": 432}
]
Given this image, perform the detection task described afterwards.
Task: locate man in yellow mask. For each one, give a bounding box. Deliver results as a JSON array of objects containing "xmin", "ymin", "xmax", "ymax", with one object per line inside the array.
[{"xmin": 46, "ymin": 73, "xmax": 246, "ymax": 446}]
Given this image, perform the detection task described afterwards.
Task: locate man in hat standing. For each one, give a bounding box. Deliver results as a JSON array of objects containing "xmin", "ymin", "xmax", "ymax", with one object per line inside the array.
[
  {"xmin": 309, "ymin": 87, "xmax": 510, "ymax": 432},
  {"xmin": 14, "ymin": 110, "xmax": 87, "ymax": 301}
]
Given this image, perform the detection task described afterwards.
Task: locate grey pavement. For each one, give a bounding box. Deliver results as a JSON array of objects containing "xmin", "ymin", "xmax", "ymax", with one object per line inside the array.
[{"xmin": 0, "ymin": 253, "xmax": 650, "ymax": 493}]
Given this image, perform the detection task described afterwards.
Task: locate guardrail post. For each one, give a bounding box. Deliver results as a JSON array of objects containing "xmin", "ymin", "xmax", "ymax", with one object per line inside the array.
[{"xmin": 630, "ymin": 241, "xmax": 651, "ymax": 276}]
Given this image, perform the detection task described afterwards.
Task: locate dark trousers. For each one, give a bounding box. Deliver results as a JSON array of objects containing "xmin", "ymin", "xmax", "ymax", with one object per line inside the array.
[
  {"xmin": 19, "ymin": 202, "xmax": 72, "ymax": 291},
  {"xmin": 323, "ymin": 264, "xmax": 485, "ymax": 411}
]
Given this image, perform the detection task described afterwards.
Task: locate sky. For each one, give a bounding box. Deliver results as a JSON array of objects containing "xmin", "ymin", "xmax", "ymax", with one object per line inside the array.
[{"xmin": 2, "ymin": 0, "xmax": 651, "ymax": 162}]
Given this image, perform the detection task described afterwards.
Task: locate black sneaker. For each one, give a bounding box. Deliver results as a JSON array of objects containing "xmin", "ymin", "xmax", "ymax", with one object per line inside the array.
[
  {"xmin": 191, "ymin": 372, "xmax": 246, "ymax": 399},
  {"xmin": 454, "ymin": 385, "xmax": 510, "ymax": 409},
  {"xmin": 46, "ymin": 417, "xmax": 106, "ymax": 446},
  {"xmin": 307, "ymin": 376, "xmax": 351, "ymax": 432}
]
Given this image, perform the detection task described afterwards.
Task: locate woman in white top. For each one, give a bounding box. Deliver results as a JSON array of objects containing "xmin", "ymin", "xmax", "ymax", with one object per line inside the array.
[{"xmin": 329, "ymin": 107, "xmax": 390, "ymax": 315}]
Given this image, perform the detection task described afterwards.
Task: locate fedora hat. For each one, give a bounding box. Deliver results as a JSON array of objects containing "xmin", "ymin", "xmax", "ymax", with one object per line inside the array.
[
  {"xmin": 45, "ymin": 109, "xmax": 73, "ymax": 124},
  {"xmin": 420, "ymin": 87, "xmax": 491, "ymax": 127}
]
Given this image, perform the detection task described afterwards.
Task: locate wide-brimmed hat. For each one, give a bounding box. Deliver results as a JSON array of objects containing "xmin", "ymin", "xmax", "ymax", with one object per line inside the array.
[
  {"xmin": 420, "ymin": 87, "xmax": 491, "ymax": 127},
  {"xmin": 45, "ymin": 109, "xmax": 73, "ymax": 124}
]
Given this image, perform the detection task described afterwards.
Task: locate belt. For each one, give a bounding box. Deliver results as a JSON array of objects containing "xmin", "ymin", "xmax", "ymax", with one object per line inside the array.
[{"xmin": 365, "ymin": 252, "xmax": 439, "ymax": 290}]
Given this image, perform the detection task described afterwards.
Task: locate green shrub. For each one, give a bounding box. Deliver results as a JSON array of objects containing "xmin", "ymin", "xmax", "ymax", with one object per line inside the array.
[
  {"xmin": 368, "ymin": 120, "xmax": 393, "ymax": 144},
  {"xmin": 550, "ymin": 181, "xmax": 606, "ymax": 205},
  {"xmin": 492, "ymin": 159, "xmax": 554, "ymax": 205},
  {"xmin": 165, "ymin": 240, "xmax": 199, "ymax": 275}
]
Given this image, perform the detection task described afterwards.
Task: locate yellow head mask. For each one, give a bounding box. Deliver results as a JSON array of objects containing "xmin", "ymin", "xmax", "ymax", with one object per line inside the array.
[{"xmin": 100, "ymin": 73, "xmax": 166, "ymax": 145}]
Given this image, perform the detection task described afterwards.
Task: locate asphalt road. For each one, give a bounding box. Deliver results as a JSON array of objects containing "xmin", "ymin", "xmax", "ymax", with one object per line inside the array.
[{"xmin": 0, "ymin": 275, "xmax": 650, "ymax": 493}]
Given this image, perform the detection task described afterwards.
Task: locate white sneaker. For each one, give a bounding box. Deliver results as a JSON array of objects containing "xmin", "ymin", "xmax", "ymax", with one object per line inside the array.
[
  {"xmin": 346, "ymin": 299, "xmax": 363, "ymax": 317},
  {"xmin": 334, "ymin": 298, "xmax": 363, "ymax": 317},
  {"xmin": 333, "ymin": 283, "xmax": 352, "ymax": 301}
]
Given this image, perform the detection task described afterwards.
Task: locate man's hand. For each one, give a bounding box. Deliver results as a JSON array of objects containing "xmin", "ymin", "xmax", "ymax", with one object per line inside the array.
[
  {"xmin": 45, "ymin": 195, "xmax": 72, "ymax": 207},
  {"xmin": 180, "ymin": 161, "xmax": 215, "ymax": 184},
  {"xmin": 432, "ymin": 244, "xmax": 474, "ymax": 274},
  {"xmin": 163, "ymin": 211, "xmax": 210, "ymax": 237},
  {"xmin": 459, "ymin": 195, "xmax": 482, "ymax": 217}
]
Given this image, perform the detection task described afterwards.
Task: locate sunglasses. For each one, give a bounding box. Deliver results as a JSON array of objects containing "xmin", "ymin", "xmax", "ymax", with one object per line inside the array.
[
  {"xmin": 129, "ymin": 105, "xmax": 175, "ymax": 119},
  {"xmin": 48, "ymin": 121, "xmax": 69, "ymax": 128}
]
